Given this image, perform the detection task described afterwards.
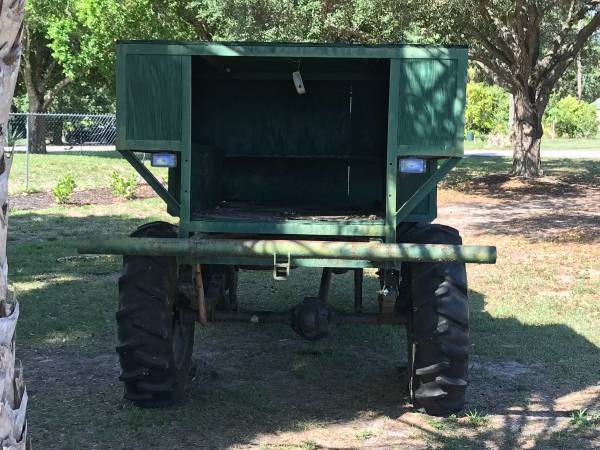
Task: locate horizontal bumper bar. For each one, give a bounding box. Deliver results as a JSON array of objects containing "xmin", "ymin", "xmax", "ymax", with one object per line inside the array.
[{"xmin": 77, "ymin": 238, "xmax": 496, "ymax": 264}]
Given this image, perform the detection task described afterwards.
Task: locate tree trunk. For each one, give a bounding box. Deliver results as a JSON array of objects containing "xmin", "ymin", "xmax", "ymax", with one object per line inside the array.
[
  {"xmin": 576, "ymin": 54, "xmax": 583, "ymax": 100},
  {"xmin": 27, "ymin": 99, "xmax": 46, "ymax": 154},
  {"xmin": 510, "ymin": 91, "xmax": 543, "ymax": 178},
  {"xmin": 0, "ymin": 0, "xmax": 29, "ymax": 448},
  {"xmin": 50, "ymin": 119, "xmax": 63, "ymax": 145}
]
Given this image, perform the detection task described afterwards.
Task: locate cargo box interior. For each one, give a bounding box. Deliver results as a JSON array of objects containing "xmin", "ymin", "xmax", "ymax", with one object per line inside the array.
[{"xmin": 189, "ymin": 56, "xmax": 390, "ymax": 221}]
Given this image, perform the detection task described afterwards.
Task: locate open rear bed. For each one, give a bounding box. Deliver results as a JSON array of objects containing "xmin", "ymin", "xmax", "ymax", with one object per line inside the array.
[{"xmin": 189, "ymin": 55, "xmax": 389, "ymax": 220}]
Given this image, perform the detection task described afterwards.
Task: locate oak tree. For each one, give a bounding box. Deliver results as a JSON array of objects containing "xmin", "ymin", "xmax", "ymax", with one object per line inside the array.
[{"xmin": 417, "ymin": 0, "xmax": 600, "ymax": 177}]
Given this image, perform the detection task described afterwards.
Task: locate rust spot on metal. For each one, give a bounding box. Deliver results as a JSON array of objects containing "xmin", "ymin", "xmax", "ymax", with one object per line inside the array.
[{"xmin": 194, "ymin": 264, "xmax": 208, "ymax": 326}]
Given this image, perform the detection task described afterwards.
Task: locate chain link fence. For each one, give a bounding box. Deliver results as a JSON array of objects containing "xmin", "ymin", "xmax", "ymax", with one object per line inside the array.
[{"xmin": 6, "ymin": 113, "xmax": 116, "ymax": 190}]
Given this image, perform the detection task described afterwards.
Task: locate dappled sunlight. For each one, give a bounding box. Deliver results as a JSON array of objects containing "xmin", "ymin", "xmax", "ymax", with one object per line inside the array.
[
  {"xmin": 14, "ymin": 274, "xmax": 87, "ymax": 294},
  {"xmin": 5, "ymin": 152, "xmax": 599, "ymax": 448},
  {"xmin": 43, "ymin": 331, "xmax": 90, "ymax": 346}
]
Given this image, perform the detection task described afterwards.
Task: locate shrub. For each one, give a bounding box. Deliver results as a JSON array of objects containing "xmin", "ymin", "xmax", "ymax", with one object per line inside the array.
[
  {"xmin": 544, "ymin": 95, "xmax": 599, "ymax": 138},
  {"xmin": 52, "ymin": 174, "xmax": 76, "ymax": 204},
  {"xmin": 110, "ymin": 171, "xmax": 137, "ymax": 200},
  {"xmin": 465, "ymin": 82, "xmax": 510, "ymax": 135}
]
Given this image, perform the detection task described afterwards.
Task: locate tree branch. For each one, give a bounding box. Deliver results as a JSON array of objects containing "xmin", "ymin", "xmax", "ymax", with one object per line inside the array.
[
  {"xmin": 39, "ymin": 59, "xmax": 57, "ymax": 93},
  {"xmin": 42, "ymin": 77, "xmax": 71, "ymax": 109},
  {"xmin": 536, "ymin": 3, "xmax": 599, "ymax": 80},
  {"xmin": 151, "ymin": 1, "xmax": 213, "ymax": 41},
  {"xmin": 473, "ymin": 2, "xmax": 518, "ymax": 66},
  {"xmin": 470, "ymin": 50, "xmax": 520, "ymax": 90},
  {"xmin": 535, "ymin": 7, "xmax": 600, "ymax": 87},
  {"xmin": 19, "ymin": 27, "xmax": 41, "ymax": 106}
]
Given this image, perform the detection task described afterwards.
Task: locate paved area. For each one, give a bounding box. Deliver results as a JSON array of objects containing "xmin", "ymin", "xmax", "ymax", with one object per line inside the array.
[
  {"xmin": 466, "ymin": 149, "xmax": 600, "ymax": 158},
  {"xmin": 9, "ymin": 146, "xmax": 600, "ymax": 159}
]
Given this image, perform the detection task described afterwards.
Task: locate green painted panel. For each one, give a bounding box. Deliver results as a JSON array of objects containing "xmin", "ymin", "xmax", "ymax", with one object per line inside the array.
[
  {"xmin": 179, "ymin": 256, "xmax": 379, "ymax": 269},
  {"xmin": 393, "ymin": 58, "xmax": 465, "ymax": 154},
  {"xmin": 119, "ymin": 41, "xmax": 467, "ymax": 60},
  {"xmin": 184, "ymin": 218, "xmax": 387, "ymax": 237},
  {"xmin": 115, "ymin": 42, "xmax": 468, "ymax": 242},
  {"xmin": 124, "ymin": 54, "xmax": 183, "ymax": 142}
]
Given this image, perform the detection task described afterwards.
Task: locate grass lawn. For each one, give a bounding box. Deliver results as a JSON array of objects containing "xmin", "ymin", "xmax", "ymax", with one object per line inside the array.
[
  {"xmin": 7, "ymin": 154, "xmax": 600, "ymax": 449},
  {"xmin": 464, "ymin": 136, "xmax": 600, "ymax": 150},
  {"xmin": 7, "ymin": 151, "xmax": 166, "ymax": 195}
]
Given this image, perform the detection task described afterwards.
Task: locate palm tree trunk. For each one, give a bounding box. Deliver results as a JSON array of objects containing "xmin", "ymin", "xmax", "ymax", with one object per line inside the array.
[{"xmin": 0, "ymin": 0, "xmax": 29, "ymax": 448}]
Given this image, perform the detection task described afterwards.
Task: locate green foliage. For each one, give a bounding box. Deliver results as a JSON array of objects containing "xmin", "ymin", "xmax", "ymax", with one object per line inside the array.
[
  {"xmin": 110, "ymin": 171, "xmax": 137, "ymax": 200},
  {"xmin": 465, "ymin": 82, "xmax": 509, "ymax": 135},
  {"xmin": 20, "ymin": 0, "xmax": 195, "ymax": 111},
  {"xmin": 425, "ymin": 417, "xmax": 446, "ymax": 431},
  {"xmin": 570, "ymin": 408, "xmax": 600, "ymax": 430},
  {"xmin": 464, "ymin": 409, "xmax": 489, "ymax": 427},
  {"xmin": 193, "ymin": 0, "xmax": 409, "ymax": 43},
  {"xmin": 52, "ymin": 173, "xmax": 76, "ymax": 204},
  {"xmin": 21, "ymin": 0, "xmax": 414, "ymax": 112},
  {"xmin": 545, "ymin": 95, "xmax": 599, "ymax": 138},
  {"xmin": 355, "ymin": 430, "xmax": 374, "ymax": 440},
  {"xmin": 554, "ymin": 40, "xmax": 600, "ymax": 103},
  {"xmin": 300, "ymin": 441, "xmax": 318, "ymax": 450},
  {"xmin": 6, "ymin": 126, "xmax": 21, "ymax": 148}
]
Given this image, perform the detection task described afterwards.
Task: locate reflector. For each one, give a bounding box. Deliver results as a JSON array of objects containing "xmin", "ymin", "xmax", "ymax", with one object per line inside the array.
[{"xmin": 151, "ymin": 153, "xmax": 177, "ymax": 168}]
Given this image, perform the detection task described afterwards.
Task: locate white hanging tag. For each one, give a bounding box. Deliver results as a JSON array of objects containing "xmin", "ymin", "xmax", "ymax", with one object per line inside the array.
[{"xmin": 292, "ymin": 71, "xmax": 306, "ymax": 95}]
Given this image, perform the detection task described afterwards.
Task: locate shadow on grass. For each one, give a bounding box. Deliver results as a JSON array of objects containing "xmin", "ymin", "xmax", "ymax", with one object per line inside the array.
[
  {"xmin": 41, "ymin": 150, "xmax": 123, "ymax": 159},
  {"xmin": 442, "ymin": 157, "xmax": 600, "ymax": 199},
  {"xmin": 440, "ymin": 199, "xmax": 600, "ymax": 243},
  {"xmin": 439, "ymin": 157, "xmax": 600, "ymax": 243},
  {"xmin": 9, "ymin": 211, "xmax": 600, "ymax": 449}
]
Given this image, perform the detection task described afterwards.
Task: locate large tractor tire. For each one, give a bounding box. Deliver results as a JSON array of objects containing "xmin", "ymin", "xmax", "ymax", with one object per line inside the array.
[
  {"xmin": 400, "ymin": 224, "xmax": 469, "ymax": 416},
  {"xmin": 116, "ymin": 221, "xmax": 195, "ymax": 407}
]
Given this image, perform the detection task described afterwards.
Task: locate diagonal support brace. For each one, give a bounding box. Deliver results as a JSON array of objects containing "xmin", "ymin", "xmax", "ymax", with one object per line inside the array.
[
  {"xmin": 395, "ymin": 157, "xmax": 460, "ymax": 224},
  {"xmin": 118, "ymin": 150, "xmax": 180, "ymax": 215}
]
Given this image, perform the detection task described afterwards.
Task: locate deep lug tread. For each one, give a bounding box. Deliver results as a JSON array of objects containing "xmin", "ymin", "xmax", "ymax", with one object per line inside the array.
[
  {"xmin": 131, "ymin": 351, "xmax": 170, "ymax": 371},
  {"xmin": 435, "ymin": 375, "xmax": 468, "ymax": 387},
  {"xmin": 415, "ymin": 382, "xmax": 447, "ymax": 399},
  {"xmin": 119, "ymin": 368, "xmax": 149, "ymax": 381},
  {"xmin": 135, "ymin": 284, "xmax": 169, "ymax": 302},
  {"xmin": 116, "ymin": 340, "xmax": 144, "ymax": 354},
  {"xmin": 436, "ymin": 296, "xmax": 469, "ymax": 327},
  {"xmin": 439, "ymin": 342, "xmax": 469, "ymax": 360},
  {"xmin": 124, "ymin": 391, "xmax": 154, "ymax": 401},
  {"xmin": 117, "ymin": 221, "xmax": 195, "ymax": 408},
  {"xmin": 116, "ymin": 305, "xmax": 143, "ymax": 321},
  {"xmin": 400, "ymin": 223, "xmax": 470, "ymax": 417},
  {"xmin": 137, "ymin": 379, "xmax": 175, "ymax": 393},
  {"xmin": 415, "ymin": 361, "xmax": 450, "ymax": 376},
  {"xmin": 131, "ymin": 318, "xmax": 170, "ymax": 340}
]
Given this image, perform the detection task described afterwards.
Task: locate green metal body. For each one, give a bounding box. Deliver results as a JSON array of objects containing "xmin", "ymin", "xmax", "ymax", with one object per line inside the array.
[{"xmin": 100, "ymin": 41, "xmax": 485, "ymax": 268}]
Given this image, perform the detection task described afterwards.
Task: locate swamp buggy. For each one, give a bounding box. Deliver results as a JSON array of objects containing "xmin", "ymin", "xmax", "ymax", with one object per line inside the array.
[{"xmin": 78, "ymin": 42, "xmax": 496, "ymax": 416}]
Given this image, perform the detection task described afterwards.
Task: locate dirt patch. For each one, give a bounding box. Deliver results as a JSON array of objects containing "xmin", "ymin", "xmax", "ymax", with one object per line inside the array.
[
  {"xmin": 438, "ymin": 183, "xmax": 600, "ymax": 243},
  {"xmin": 442, "ymin": 173, "xmax": 596, "ymax": 201},
  {"xmin": 471, "ymin": 360, "xmax": 542, "ymax": 380},
  {"xmin": 10, "ymin": 184, "xmax": 156, "ymax": 210}
]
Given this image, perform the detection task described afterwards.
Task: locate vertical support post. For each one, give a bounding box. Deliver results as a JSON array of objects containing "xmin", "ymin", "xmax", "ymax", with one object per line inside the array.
[
  {"xmin": 24, "ymin": 113, "xmax": 29, "ymax": 191},
  {"xmin": 353, "ymin": 269, "xmax": 363, "ymax": 313},
  {"xmin": 385, "ymin": 60, "xmax": 401, "ymax": 244},
  {"xmin": 179, "ymin": 55, "xmax": 192, "ymax": 238},
  {"xmin": 318, "ymin": 268, "xmax": 333, "ymax": 302},
  {"xmin": 379, "ymin": 269, "xmax": 398, "ymax": 323},
  {"xmin": 383, "ymin": 60, "xmax": 402, "ymax": 302}
]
